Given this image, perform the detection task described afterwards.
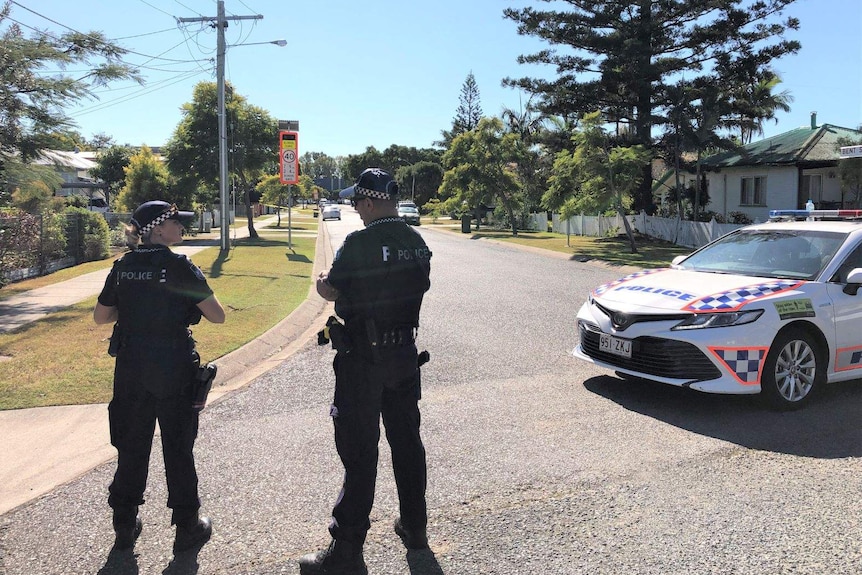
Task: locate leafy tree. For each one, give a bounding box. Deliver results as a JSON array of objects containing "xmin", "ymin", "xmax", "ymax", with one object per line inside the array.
[
  {"xmin": 437, "ymin": 72, "xmax": 483, "ymax": 148},
  {"xmin": 89, "ymin": 133, "xmax": 116, "ymax": 151},
  {"xmin": 502, "ymin": 97, "xmax": 550, "ymax": 213},
  {"xmin": 299, "ymin": 151, "xmax": 341, "ymax": 187},
  {"xmin": 0, "ymin": 1, "xmax": 141, "ymax": 163},
  {"xmin": 64, "ymin": 206, "xmax": 110, "ymax": 262},
  {"xmin": 544, "ymin": 111, "xmax": 651, "ymax": 251},
  {"xmin": 0, "ymin": 161, "xmax": 61, "ymax": 208},
  {"xmin": 90, "ymin": 145, "xmax": 133, "ymax": 209},
  {"xmin": 503, "ymin": 0, "xmax": 801, "ymax": 213},
  {"xmin": 11, "ymin": 178, "xmax": 53, "ymax": 214},
  {"xmin": 163, "ymin": 81, "xmax": 278, "ymax": 239},
  {"xmin": 395, "ymin": 161, "xmax": 444, "ymax": 207},
  {"xmin": 114, "ymin": 146, "xmax": 177, "ymax": 212},
  {"xmin": 343, "ymin": 145, "xmax": 442, "ymax": 186},
  {"xmin": 343, "ymin": 146, "xmax": 385, "ymax": 183},
  {"xmin": 258, "ymin": 174, "xmax": 292, "ymax": 227},
  {"xmin": 440, "ymin": 117, "xmax": 526, "ymax": 235},
  {"xmin": 658, "ymin": 78, "xmax": 736, "ymax": 220}
]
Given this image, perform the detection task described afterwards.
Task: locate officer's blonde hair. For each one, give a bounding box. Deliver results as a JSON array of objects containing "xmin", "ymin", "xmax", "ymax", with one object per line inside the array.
[{"xmin": 124, "ymin": 222, "xmax": 153, "ymax": 250}]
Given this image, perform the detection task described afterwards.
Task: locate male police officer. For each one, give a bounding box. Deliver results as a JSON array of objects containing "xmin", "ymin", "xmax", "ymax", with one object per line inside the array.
[{"xmin": 300, "ymin": 168, "xmax": 432, "ymax": 575}]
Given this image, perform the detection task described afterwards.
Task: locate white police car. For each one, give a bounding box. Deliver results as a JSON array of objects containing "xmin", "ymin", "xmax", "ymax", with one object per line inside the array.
[{"xmin": 574, "ymin": 209, "xmax": 862, "ymax": 410}]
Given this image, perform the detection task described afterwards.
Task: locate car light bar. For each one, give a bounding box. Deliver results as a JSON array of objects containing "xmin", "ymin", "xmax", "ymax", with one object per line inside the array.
[{"xmin": 769, "ymin": 209, "xmax": 862, "ymax": 220}]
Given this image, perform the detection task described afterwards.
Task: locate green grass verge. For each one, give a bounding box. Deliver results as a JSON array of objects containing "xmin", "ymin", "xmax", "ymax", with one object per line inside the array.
[
  {"xmin": 438, "ymin": 227, "xmax": 692, "ymax": 269},
  {"xmin": 0, "ymin": 231, "xmax": 315, "ymax": 411}
]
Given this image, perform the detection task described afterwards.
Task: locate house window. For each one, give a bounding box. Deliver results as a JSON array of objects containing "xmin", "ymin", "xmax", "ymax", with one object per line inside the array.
[
  {"xmin": 802, "ymin": 174, "xmax": 823, "ymax": 204},
  {"xmin": 741, "ymin": 176, "xmax": 766, "ymax": 206}
]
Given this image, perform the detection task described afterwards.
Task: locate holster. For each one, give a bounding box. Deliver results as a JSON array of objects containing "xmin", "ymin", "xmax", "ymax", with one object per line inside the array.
[
  {"xmin": 318, "ymin": 316, "xmax": 352, "ymax": 352},
  {"xmin": 191, "ymin": 363, "xmax": 218, "ymax": 412}
]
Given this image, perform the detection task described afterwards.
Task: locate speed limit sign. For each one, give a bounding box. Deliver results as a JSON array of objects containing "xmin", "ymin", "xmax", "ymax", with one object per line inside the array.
[{"xmin": 279, "ymin": 131, "xmax": 299, "ymax": 184}]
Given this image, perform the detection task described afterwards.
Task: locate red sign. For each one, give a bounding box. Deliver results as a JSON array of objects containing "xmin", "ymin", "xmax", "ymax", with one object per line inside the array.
[{"xmin": 279, "ymin": 131, "xmax": 299, "ymax": 184}]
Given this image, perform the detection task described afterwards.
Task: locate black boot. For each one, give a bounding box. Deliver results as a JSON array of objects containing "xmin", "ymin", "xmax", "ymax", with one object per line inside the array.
[
  {"xmin": 173, "ymin": 514, "xmax": 212, "ymax": 554},
  {"xmin": 113, "ymin": 514, "xmax": 143, "ymax": 551},
  {"xmin": 394, "ymin": 518, "xmax": 429, "ymax": 550},
  {"xmin": 298, "ymin": 539, "xmax": 368, "ymax": 575}
]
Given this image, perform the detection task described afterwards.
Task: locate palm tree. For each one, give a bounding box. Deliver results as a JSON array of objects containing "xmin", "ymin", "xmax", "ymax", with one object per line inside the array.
[
  {"xmin": 732, "ymin": 73, "xmax": 794, "ymax": 144},
  {"xmin": 501, "ymin": 96, "xmax": 550, "ymax": 215}
]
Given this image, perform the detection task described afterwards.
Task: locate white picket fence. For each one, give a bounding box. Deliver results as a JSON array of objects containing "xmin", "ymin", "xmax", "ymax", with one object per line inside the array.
[{"xmin": 525, "ymin": 212, "xmax": 745, "ymax": 249}]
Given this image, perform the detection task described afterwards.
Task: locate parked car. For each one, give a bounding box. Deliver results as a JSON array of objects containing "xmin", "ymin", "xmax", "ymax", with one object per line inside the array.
[
  {"xmin": 573, "ymin": 209, "xmax": 862, "ymax": 410},
  {"xmin": 398, "ymin": 205, "xmax": 421, "ymax": 225},
  {"xmin": 321, "ymin": 204, "xmax": 341, "ymax": 221}
]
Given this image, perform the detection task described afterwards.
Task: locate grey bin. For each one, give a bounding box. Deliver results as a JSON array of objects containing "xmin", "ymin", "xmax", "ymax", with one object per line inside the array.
[{"xmin": 461, "ymin": 214, "xmax": 471, "ymax": 233}]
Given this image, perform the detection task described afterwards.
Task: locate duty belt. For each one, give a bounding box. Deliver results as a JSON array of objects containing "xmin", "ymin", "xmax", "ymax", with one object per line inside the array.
[{"xmin": 377, "ymin": 326, "xmax": 417, "ymax": 347}]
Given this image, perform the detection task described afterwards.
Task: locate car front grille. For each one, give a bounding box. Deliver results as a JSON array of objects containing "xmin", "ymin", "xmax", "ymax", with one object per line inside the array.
[{"xmin": 579, "ymin": 322, "xmax": 721, "ymax": 380}]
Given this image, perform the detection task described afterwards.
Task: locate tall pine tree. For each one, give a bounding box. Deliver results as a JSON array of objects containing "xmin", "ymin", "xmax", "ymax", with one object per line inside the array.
[
  {"xmin": 503, "ymin": 0, "xmax": 801, "ymax": 213},
  {"xmin": 438, "ymin": 72, "xmax": 484, "ymax": 148}
]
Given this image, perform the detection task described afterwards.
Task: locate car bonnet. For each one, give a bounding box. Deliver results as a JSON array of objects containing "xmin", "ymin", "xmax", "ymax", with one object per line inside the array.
[{"xmin": 591, "ymin": 268, "xmax": 805, "ymax": 313}]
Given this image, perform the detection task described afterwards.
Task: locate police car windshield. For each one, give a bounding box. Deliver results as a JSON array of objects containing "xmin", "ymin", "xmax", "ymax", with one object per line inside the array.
[{"xmin": 677, "ymin": 229, "xmax": 846, "ymax": 280}]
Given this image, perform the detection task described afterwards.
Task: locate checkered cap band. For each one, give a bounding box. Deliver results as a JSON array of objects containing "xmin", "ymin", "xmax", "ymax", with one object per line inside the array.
[
  {"xmin": 132, "ymin": 204, "xmax": 179, "ymax": 235},
  {"xmin": 354, "ymin": 185, "xmax": 393, "ymax": 200}
]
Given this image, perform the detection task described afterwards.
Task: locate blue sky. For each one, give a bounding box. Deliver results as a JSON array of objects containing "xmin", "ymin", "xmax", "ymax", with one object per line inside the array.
[{"xmin": 9, "ymin": 0, "xmax": 862, "ymax": 158}]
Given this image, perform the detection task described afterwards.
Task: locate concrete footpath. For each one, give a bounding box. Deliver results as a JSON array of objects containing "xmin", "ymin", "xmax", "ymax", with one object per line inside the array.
[{"xmin": 0, "ymin": 217, "xmax": 334, "ymax": 516}]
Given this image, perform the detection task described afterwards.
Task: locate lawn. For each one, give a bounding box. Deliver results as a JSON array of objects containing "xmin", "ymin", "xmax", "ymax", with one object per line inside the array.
[
  {"xmin": 0, "ymin": 230, "xmax": 316, "ymax": 410},
  {"xmin": 435, "ymin": 225, "xmax": 693, "ymax": 269}
]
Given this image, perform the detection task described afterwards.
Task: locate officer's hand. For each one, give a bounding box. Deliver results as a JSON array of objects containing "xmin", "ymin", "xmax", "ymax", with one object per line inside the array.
[{"xmin": 316, "ymin": 272, "xmax": 340, "ymax": 301}]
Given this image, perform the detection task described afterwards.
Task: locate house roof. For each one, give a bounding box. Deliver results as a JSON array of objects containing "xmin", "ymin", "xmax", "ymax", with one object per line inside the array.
[
  {"xmin": 32, "ymin": 149, "xmax": 97, "ymax": 170},
  {"xmin": 701, "ymin": 123, "xmax": 862, "ymax": 169}
]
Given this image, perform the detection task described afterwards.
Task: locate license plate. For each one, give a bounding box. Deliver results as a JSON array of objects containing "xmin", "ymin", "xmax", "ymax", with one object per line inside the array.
[{"xmin": 599, "ymin": 333, "xmax": 632, "ymax": 358}]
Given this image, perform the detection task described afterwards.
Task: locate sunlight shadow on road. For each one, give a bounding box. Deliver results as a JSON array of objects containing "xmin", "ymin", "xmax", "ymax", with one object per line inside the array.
[
  {"xmin": 407, "ymin": 548, "xmax": 445, "ymax": 575},
  {"xmin": 584, "ymin": 374, "xmax": 862, "ymax": 458}
]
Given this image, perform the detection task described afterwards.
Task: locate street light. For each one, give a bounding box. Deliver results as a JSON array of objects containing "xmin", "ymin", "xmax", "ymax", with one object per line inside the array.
[
  {"xmin": 216, "ymin": 38, "xmax": 285, "ymax": 251},
  {"xmin": 179, "ymin": 2, "xmax": 280, "ymax": 253},
  {"xmin": 230, "ymin": 39, "xmax": 287, "ymax": 47}
]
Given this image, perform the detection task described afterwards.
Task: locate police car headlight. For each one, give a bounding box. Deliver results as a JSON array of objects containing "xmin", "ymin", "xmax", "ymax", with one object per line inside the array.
[{"xmin": 671, "ymin": 309, "xmax": 764, "ymax": 330}]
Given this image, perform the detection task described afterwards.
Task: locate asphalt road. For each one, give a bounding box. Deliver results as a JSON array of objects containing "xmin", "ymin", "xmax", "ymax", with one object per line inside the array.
[{"xmin": 3, "ymin": 209, "xmax": 862, "ymax": 574}]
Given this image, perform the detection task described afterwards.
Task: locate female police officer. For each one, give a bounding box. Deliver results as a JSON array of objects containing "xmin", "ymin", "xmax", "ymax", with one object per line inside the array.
[{"xmin": 93, "ymin": 200, "xmax": 225, "ymax": 553}]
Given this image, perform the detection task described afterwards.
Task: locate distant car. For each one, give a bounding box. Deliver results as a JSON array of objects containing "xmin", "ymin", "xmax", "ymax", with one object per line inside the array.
[
  {"xmin": 398, "ymin": 205, "xmax": 421, "ymax": 225},
  {"xmin": 321, "ymin": 204, "xmax": 341, "ymax": 221},
  {"xmin": 573, "ymin": 209, "xmax": 862, "ymax": 410}
]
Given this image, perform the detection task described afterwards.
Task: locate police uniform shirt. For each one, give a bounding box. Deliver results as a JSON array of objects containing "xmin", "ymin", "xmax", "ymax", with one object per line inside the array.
[
  {"xmin": 99, "ymin": 245, "xmax": 214, "ymax": 397},
  {"xmin": 327, "ymin": 217, "xmax": 431, "ymax": 328},
  {"xmin": 98, "ymin": 245, "xmax": 213, "ymax": 331}
]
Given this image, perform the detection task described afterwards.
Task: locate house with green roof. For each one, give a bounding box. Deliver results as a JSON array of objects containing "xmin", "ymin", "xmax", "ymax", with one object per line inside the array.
[{"xmin": 698, "ymin": 113, "xmax": 862, "ymax": 221}]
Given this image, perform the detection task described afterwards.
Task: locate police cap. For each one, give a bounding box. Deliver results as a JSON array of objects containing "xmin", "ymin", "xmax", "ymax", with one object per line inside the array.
[
  {"xmin": 130, "ymin": 201, "xmax": 195, "ymax": 235},
  {"xmin": 339, "ymin": 168, "xmax": 399, "ymax": 200}
]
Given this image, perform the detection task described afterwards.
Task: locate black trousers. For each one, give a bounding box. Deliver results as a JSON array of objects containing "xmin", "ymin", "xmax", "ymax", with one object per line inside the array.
[
  {"xmin": 328, "ymin": 350, "xmax": 427, "ymax": 546},
  {"xmin": 108, "ymin": 349, "xmax": 200, "ymax": 526}
]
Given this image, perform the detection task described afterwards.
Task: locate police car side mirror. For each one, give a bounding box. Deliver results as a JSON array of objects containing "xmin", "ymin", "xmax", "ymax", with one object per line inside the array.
[
  {"xmin": 671, "ymin": 254, "xmax": 688, "ymax": 267},
  {"xmin": 843, "ymin": 268, "xmax": 862, "ymax": 295}
]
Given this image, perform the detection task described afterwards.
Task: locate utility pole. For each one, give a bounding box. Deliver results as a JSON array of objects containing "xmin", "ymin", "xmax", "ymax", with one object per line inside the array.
[{"xmin": 178, "ymin": 1, "xmax": 262, "ymax": 253}]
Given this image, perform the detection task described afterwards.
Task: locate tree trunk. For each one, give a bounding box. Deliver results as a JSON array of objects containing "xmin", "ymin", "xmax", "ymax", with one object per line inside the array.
[{"xmin": 618, "ymin": 207, "xmax": 638, "ymax": 254}]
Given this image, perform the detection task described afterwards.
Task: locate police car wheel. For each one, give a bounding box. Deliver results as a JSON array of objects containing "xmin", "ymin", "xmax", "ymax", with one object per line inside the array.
[{"xmin": 760, "ymin": 327, "xmax": 824, "ymax": 411}]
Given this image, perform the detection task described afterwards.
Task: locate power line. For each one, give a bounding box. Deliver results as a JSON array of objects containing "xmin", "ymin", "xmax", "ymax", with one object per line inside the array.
[
  {"xmin": 8, "ymin": 1, "xmax": 201, "ymax": 64},
  {"xmin": 71, "ymin": 69, "xmax": 209, "ymax": 117}
]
